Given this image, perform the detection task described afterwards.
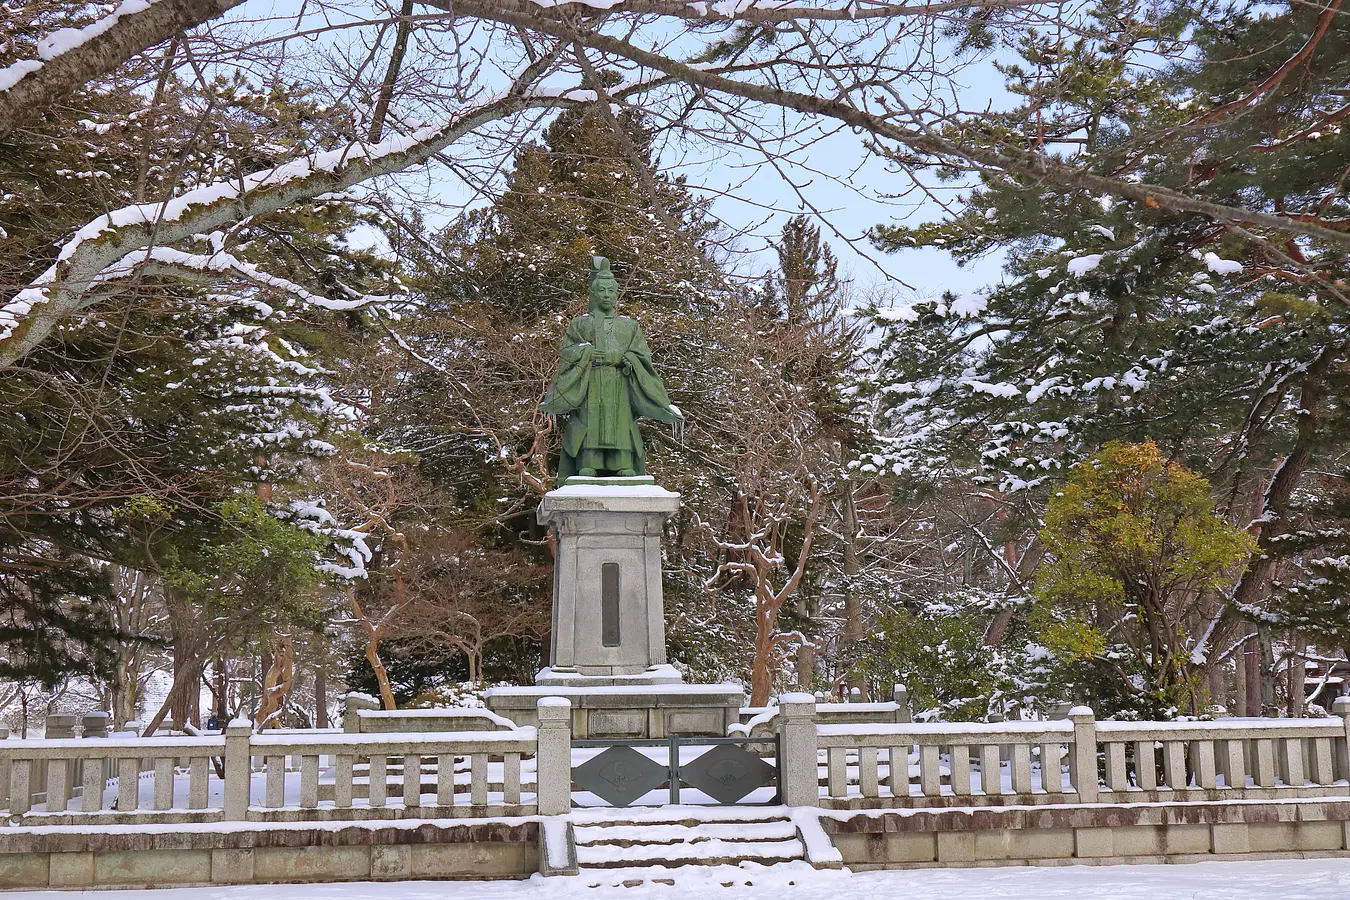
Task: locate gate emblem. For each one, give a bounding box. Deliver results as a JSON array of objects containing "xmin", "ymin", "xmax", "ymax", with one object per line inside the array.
[
  {"xmin": 679, "ymin": 744, "xmax": 776, "ymax": 804},
  {"xmin": 572, "ymin": 745, "xmax": 667, "ymax": 807}
]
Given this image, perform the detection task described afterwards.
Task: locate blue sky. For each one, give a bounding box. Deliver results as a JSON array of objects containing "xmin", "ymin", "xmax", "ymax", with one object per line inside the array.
[{"xmin": 314, "ymin": 1, "xmax": 1020, "ymax": 305}]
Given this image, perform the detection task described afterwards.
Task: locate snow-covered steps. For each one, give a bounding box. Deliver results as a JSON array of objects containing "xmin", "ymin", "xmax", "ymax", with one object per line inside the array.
[
  {"xmin": 571, "ymin": 806, "xmax": 806, "ymax": 871},
  {"xmin": 572, "ymin": 859, "xmax": 827, "ymax": 890}
]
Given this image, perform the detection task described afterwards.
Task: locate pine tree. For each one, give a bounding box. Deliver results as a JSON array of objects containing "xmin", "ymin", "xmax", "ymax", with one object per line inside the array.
[
  {"xmin": 855, "ymin": 0, "xmax": 1350, "ymax": 711},
  {"xmin": 0, "ymin": 69, "xmax": 393, "ymax": 712}
]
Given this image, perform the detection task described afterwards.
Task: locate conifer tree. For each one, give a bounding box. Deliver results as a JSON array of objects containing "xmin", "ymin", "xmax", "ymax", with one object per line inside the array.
[{"xmin": 858, "ymin": 0, "xmax": 1349, "ymax": 708}]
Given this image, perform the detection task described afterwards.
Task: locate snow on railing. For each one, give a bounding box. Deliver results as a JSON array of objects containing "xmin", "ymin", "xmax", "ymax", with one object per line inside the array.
[
  {"xmin": 816, "ymin": 716, "xmax": 1083, "ymax": 803},
  {"xmin": 248, "ymin": 729, "xmax": 536, "ymax": 813},
  {"xmin": 0, "ymin": 734, "xmax": 226, "ymax": 817},
  {"xmin": 731, "ymin": 685, "xmax": 911, "ymax": 737},
  {"xmin": 789, "ymin": 697, "xmax": 1350, "ymax": 809},
  {"xmin": 0, "ymin": 718, "xmax": 538, "ymax": 824}
]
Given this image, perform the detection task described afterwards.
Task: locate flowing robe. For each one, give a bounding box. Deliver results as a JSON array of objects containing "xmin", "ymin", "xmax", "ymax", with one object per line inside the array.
[{"xmin": 541, "ymin": 313, "xmax": 679, "ymax": 480}]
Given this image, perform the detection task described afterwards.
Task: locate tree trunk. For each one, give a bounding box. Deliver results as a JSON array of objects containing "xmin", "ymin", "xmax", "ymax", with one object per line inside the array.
[
  {"xmin": 1207, "ymin": 664, "xmax": 1227, "ymax": 713},
  {"xmin": 171, "ymin": 639, "xmax": 192, "ymax": 730},
  {"xmin": 840, "ymin": 476, "xmax": 863, "ymax": 696},
  {"xmin": 1288, "ymin": 634, "xmax": 1305, "ymax": 718},
  {"xmin": 366, "ymin": 631, "xmax": 397, "ymax": 710},
  {"xmin": 1259, "ymin": 626, "xmax": 1277, "ymax": 716},
  {"xmin": 1229, "ymin": 350, "xmax": 1331, "ymax": 624},
  {"xmin": 255, "ymin": 632, "xmax": 294, "ymax": 729},
  {"xmin": 795, "ymin": 642, "xmax": 814, "ymax": 689},
  {"xmin": 314, "ymin": 665, "xmax": 328, "ymax": 729},
  {"xmin": 142, "ymin": 656, "xmax": 206, "ymax": 737},
  {"xmin": 214, "ymin": 660, "xmax": 229, "ymax": 724},
  {"xmin": 1243, "ymin": 637, "xmax": 1262, "ymax": 716},
  {"xmin": 750, "ymin": 615, "xmax": 777, "ymax": 707},
  {"xmin": 1234, "ymin": 654, "xmax": 1248, "ymax": 718}
]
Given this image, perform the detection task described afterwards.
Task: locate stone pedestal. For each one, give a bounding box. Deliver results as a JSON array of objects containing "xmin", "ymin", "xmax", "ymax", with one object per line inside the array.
[
  {"xmin": 536, "ymin": 477, "xmax": 680, "ymax": 679},
  {"xmin": 487, "ymin": 685, "xmax": 743, "ymax": 739},
  {"xmin": 485, "ymin": 478, "xmax": 744, "ymax": 737}
]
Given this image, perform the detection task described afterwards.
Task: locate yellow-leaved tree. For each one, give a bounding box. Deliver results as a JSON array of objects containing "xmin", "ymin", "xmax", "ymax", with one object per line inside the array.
[{"xmin": 1034, "ymin": 441, "xmax": 1254, "ymax": 717}]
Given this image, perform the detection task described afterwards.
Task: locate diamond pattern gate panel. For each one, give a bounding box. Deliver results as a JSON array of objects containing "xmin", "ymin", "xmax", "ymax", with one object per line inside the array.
[
  {"xmin": 679, "ymin": 743, "xmax": 778, "ymax": 805},
  {"xmin": 571, "ymin": 735, "xmax": 779, "ymax": 807},
  {"xmin": 572, "ymin": 745, "xmax": 670, "ymax": 807}
]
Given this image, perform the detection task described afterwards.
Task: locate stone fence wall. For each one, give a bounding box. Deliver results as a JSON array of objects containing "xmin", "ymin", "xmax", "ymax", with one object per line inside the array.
[
  {"xmin": 776, "ymin": 694, "xmax": 1350, "ymax": 809},
  {"xmin": 1, "ymin": 717, "xmax": 541, "ymax": 826},
  {"xmin": 10, "ymin": 694, "xmax": 1350, "ymax": 822},
  {"xmin": 10, "ymin": 696, "xmax": 1350, "ymax": 885}
]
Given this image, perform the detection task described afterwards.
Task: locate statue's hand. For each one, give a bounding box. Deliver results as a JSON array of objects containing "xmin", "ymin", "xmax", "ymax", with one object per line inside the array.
[{"xmin": 618, "ymin": 355, "xmax": 634, "ymax": 374}]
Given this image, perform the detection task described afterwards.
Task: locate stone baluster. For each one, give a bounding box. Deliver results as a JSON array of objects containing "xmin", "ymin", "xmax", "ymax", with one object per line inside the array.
[
  {"xmin": 0, "ymin": 724, "xmax": 9, "ymax": 809},
  {"xmin": 778, "ymin": 693, "xmax": 819, "ymax": 808},
  {"xmin": 341, "ymin": 693, "xmax": 381, "ymax": 734},
  {"xmin": 1069, "ymin": 706, "xmax": 1098, "ymax": 802},
  {"xmin": 80, "ymin": 711, "xmax": 109, "ymax": 806},
  {"xmin": 223, "ymin": 719, "xmax": 252, "ymax": 820},
  {"xmin": 536, "ymin": 698, "xmax": 573, "ymax": 816},
  {"xmin": 1334, "ymin": 696, "xmax": 1350, "ymax": 784},
  {"xmin": 44, "ymin": 713, "xmax": 76, "ymax": 812},
  {"xmin": 81, "ymin": 712, "xmax": 109, "ymax": 738},
  {"xmin": 892, "ymin": 684, "xmax": 911, "ymax": 724}
]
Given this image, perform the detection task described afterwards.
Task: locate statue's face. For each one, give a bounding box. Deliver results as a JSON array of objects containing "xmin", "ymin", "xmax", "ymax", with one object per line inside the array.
[{"xmin": 593, "ymin": 281, "xmax": 618, "ymax": 313}]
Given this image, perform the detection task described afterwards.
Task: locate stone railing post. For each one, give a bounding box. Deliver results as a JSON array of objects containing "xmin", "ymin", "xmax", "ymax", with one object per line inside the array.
[
  {"xmin": 45, "ymin": 713, "xmax": 77, "ymax": 811},
  {"xmin": 80, "ymin": 712, "xmax": 109, "ymax": 802},
  {"xmin": 341, "ymin": 693, "xmax": 380, "ymax": 734},
  {"xmin": 1069, "ymin": 705, "xmax": 1098, "ymax": 802},
  {"xmin": 778, "ymin": 693, "xmax": 819, "ymax": 807},
  {"xmin": 536, "ymin": 698, "xmax": 572, "ymax": 816},
  {"xmin": 1333, "ymin": 696, "xmax": 1350, "ymax": 782},
  {"xmin": 223, "ymin": 719, "xmax": 252, "ymax": 820},
  {"xmin": 81, "ymin": 712, "xmax": 110, "ymax": 738},
  {"xmin": 0, "ymin": 724, "xmax": 9, "ymax": 809},
  {"xmin": 892, "ymin": 684, "xmax": 911, "ymax": 724}
]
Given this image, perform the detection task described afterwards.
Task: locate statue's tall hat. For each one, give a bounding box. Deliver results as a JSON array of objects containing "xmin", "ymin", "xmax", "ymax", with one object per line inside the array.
[
  {"xmin": 589, "ymin": 256, "xmax": 618, "ymax": 290},
  {"xmin": 588, "ymin": 256, "xmax": 619, "ymax": 315}
]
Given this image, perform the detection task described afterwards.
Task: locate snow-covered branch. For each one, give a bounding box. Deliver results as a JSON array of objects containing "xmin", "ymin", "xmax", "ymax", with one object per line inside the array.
[
  {"xmin": 96, "ymin": 246, "xmax": 402, "ymax": 311},
  {"xmin": 0, "ymin": 0, "xmax": 248, "ymax": 141},
  {"xmin": 439, "ymin": 0, "xmax": 1350, "ymax": 253},
  {"xmin": 0, "ymin": 88, "xmax": 561, "ymax": 367}
]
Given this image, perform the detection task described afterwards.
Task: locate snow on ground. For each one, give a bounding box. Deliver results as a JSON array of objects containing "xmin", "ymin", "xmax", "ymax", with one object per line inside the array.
[{"xmin": 7, "ymin": 858, "xmax": 1350, "ymax": 899}]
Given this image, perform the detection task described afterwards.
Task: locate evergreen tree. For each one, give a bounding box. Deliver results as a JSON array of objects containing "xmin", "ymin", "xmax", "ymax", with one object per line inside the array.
[
  {"xmin": 856, "ymin": 0, "xmax": 1350, "ymax": 709},
  {"xmin": 0, "ymin": 68, "xmax": 394, "ymax": 713},
  {"xmin": 367, "ymin": 102, "xmax": 749, "ymax": 682}
]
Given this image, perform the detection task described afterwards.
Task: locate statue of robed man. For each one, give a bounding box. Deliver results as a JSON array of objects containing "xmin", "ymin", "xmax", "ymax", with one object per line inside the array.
[{"xmin": 541, "ymin": 257, "xmax": 684, "ymax": 483}]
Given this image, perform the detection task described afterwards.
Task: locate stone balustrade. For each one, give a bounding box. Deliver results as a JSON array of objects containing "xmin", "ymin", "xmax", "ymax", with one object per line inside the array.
[
  {"xmin": 784, "ymin": 696, "xmax": 1350, "ymax": 809},
  {"xmin": 1, "ymin": 715, "xmax": 541, "ymax": 825},
  {"xmin": 247, "ymin": 728, "xmax": 537, "ymax": 817},
  {"xmin": 10, "ymin": 694, "xmax": 1350, "ymax": 828}
]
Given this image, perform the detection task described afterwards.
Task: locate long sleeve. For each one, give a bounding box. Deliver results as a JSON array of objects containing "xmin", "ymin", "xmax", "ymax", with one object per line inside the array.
[
  {"xmin": 541, "ymin": 318, "xmax": 594, "ymax": 414},
  {"xmin": 623, "ymin": 324, "xmax": 680, "ymax": 423}
]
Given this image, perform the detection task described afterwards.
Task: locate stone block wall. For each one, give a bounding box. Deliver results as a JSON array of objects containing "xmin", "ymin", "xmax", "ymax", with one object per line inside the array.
[
  {"xmin": 821, "ymin": 800, "xmax": 1350, "ymax": 869},
  {"xmin": 0, "ymin": 820, "xmax": 538, "ymax": 890}
]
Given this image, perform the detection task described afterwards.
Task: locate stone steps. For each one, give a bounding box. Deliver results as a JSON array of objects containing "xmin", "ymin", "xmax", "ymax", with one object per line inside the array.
[
  {"xmin": 575, "ymin": 860, "xmax": 823, "ymax": 889},
  {"xmin": 572, "ymin": 812, "xmax": 806, "ymax": 870}
]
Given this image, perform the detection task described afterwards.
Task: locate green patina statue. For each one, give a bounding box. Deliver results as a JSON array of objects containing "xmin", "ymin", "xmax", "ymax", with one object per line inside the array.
[{"xmin": 541, "ymin": 257, "xmax": 684, "ymax": 483}]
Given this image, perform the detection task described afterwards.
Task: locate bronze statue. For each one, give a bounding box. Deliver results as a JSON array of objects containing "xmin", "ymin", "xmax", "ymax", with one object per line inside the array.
[{"xmin": 541, "ymin": 257, "xmax": 683, "ymax": 483}]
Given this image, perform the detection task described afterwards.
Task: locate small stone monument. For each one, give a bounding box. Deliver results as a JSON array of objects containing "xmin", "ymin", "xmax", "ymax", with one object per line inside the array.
[{"xmin": 485, "ymin": 258, "xmax": 742, "ymax": 737}]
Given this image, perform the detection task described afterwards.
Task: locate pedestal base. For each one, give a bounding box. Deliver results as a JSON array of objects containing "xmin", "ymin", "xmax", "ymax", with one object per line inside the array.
[
  {"xmin": 534, "ymin": 664, "xmax": 684, "ymax": 687},
  {"xmin": 539, "ymin": 482, "xmax": 680, "ymax": 677},
  {"xmin": 484, "ymin": 682, "xmax": 745, "ymax": 738}
]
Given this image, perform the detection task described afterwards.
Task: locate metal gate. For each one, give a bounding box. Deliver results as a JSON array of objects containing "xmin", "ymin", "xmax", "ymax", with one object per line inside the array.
[{"xmin": 570, "ymin": 734, "xmax": 780, "ymax": 807}]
